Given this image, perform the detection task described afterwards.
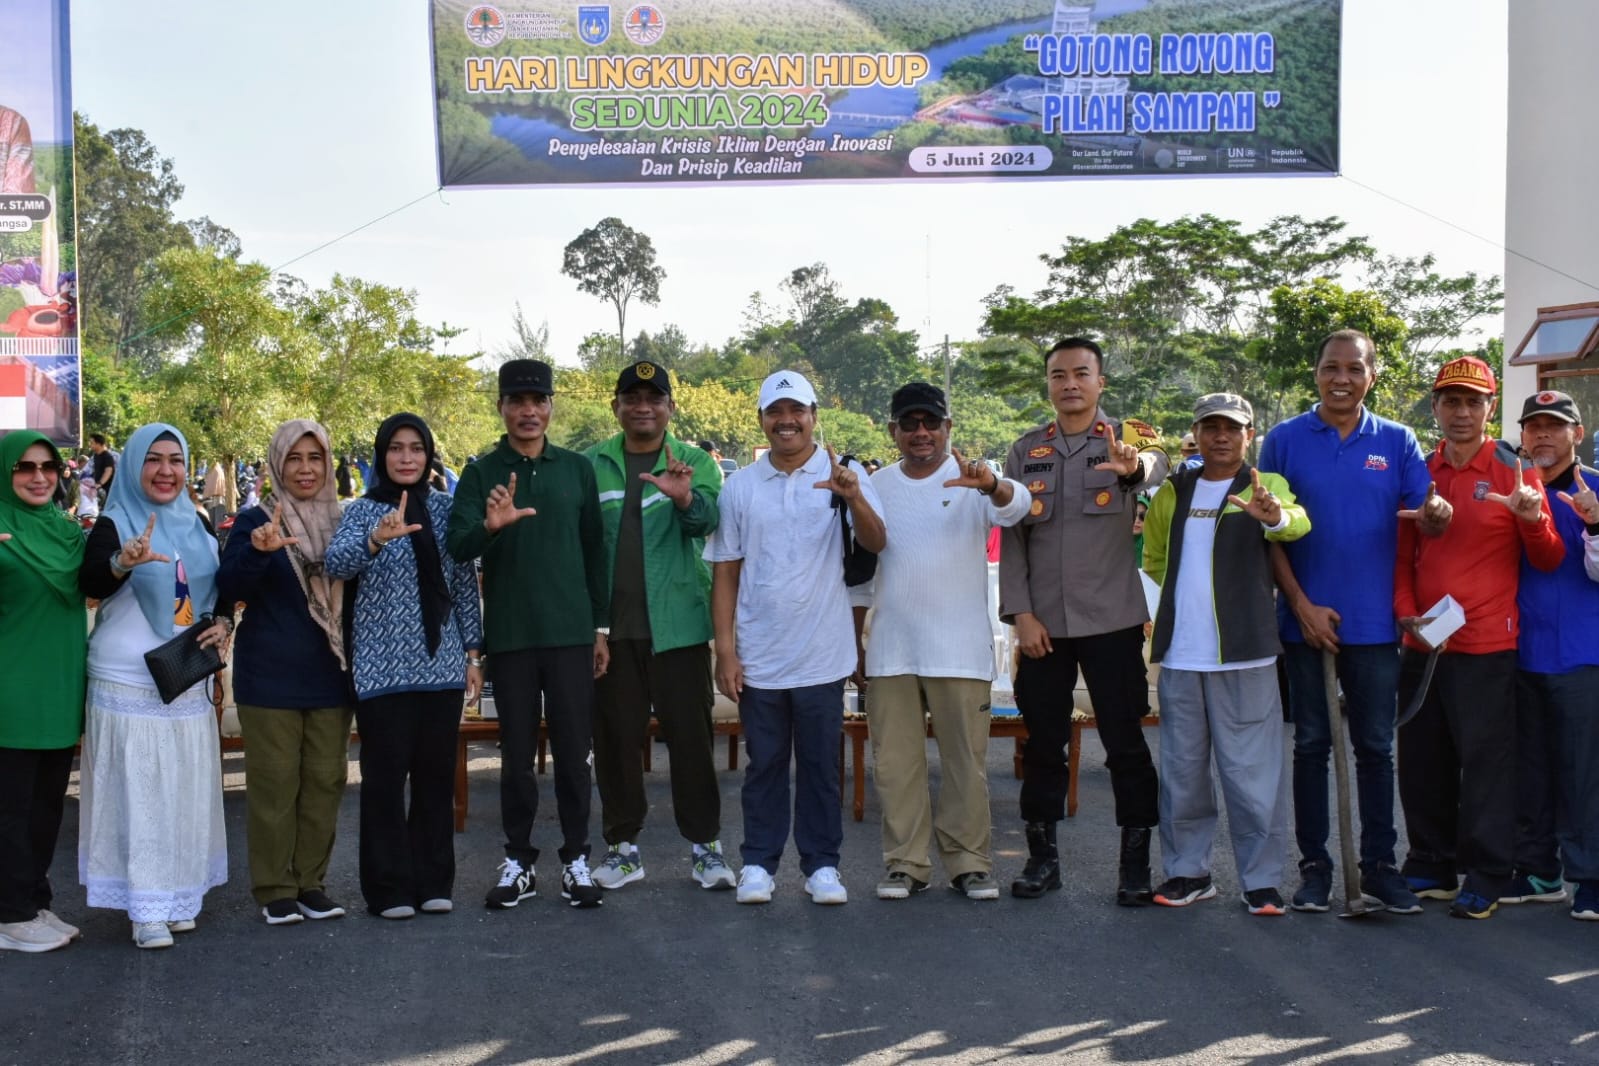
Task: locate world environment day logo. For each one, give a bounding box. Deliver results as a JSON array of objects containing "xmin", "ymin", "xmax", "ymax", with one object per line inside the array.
[
  {"xmin": 578, "ymin": 5, "xmax": 610, "ymax": 46},
  {"xmin": 465, "ymin": 5, "xmax": 507, "ymax": 47}
]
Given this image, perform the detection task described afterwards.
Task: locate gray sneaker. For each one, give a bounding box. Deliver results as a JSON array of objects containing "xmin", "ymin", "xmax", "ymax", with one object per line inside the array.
[
  {"xmin": 692, "ymin": 844, "xmax": 737, "ymax": 890},
  {"xmin": 953, "ymin": 871, "xmax": 1000, "ymax": 900},
  {"xmin": 593, "ymin": 844, "xmax": 645, "ymax": 889},
  {"xmin": 875, "ymin": 871, "xmax": 928, "ymax": 900},
  {"xmin": 0, "ymin": 916, "xmax": 71, "ymax": 953}
]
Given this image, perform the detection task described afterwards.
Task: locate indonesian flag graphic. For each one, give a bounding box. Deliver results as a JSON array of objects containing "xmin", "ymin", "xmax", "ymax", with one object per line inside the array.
[{"xmin": 0, "ymin": 362, "xmax": 25, "ymax": 428}]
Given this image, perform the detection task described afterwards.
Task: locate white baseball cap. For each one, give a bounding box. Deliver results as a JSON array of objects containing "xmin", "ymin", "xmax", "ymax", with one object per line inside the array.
[{"xmin": 757, "ymin": 370, "xmax": 817, "ymax": 411}]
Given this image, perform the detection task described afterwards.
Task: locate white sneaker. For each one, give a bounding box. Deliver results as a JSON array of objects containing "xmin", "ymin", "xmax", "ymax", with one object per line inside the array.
[
  {"xmin": 378, "ymin": 905, "xmax": 416, "ymax": 920},
  {"xmin": 736, "ymin": 864, "xmax": 774, "ymax": 904},
  {"xmin": 804, "ymin": 866, "xmax": 848, "ymax": 905},
  {"xmin": 36, "ymin": 909, "xmax": 80, "ymax": 940},
  {"xmin": 132, "ymin": 921, "xmax": 174, "ymax": 949},
  {"xmin": 420, "ymin": 898, "xmax": 453, "ymax": 914},
  {"xmin": 0, "ymin": 916, "xmax": 70, "ymax": 953},
  {"xmin": 167, "ymin": 918, "xmax": 197, "ymax": 933}
]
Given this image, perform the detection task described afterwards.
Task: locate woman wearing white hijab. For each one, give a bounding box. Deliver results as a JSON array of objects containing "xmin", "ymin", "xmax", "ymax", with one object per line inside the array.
[
  {"xmin": 77, "ymin": 423, "xmax": 230, "ymax": 950},
  {"xmin": 217, "ymin": 420, "xmax": 353, "ymax": 926}
]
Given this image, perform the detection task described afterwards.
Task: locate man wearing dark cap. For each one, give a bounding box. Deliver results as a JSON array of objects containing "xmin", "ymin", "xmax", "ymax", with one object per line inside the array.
[
  {"xmin": 1393, "ymin": 356, "xmax": 1564, "ymax": 919},
  {"xmin": 998, "ymin": 337, "xmax": 1168, "ymax": 904},
  {"xmin": 583, "ymin": 361, "xmax": 734, "ymax": 892},
  {"xmin": 447, "ymin": 358, "xmax": 610, "ymax": 910},
  {"xmin": 851, "ymin": 383, "xmax": 1030, "ymax": 901},
  {"xmin": 1509, "ymin": 390, "xmax": 1599, "ymax": 920}
]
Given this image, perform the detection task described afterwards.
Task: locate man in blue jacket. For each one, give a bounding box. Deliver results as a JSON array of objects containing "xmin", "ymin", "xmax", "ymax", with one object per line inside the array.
[{"xmin": 1508, "ymin": 390, "xmax": 1599, "ymax": 920}]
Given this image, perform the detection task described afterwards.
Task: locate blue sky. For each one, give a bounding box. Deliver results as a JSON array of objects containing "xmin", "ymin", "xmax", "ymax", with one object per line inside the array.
[{"xmin": 66, "ymin": 0, "xmax": 1509, "ymax": 364}]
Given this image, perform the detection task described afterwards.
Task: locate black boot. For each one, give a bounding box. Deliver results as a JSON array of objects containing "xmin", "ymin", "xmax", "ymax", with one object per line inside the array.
[
  {"xmin": 1116, "ymin": 827, "xmax": 1153, "ymax": 906},
  {"xmin": 1011, "ymin": 821, "xmax": 1061, "ymax": 898}
]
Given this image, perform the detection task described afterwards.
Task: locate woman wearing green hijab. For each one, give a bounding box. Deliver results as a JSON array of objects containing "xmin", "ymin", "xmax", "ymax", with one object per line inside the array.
[{"xmin": 0, "ymin": 430, "xmax": 87, "ymax": 954}]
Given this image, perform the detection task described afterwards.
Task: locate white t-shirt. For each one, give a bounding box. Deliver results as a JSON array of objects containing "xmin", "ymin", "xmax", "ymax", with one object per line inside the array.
[
  {"xmin": 853, "ymin": 456, "xmax": 1031, "ymax": 680},
  {"xmin": 704, "ymin": 446, "xmax": 886, "ymax": 689},
  {"xmin": 1163, "ymin": 477, "xmax": 1275, "ymax": 673}
]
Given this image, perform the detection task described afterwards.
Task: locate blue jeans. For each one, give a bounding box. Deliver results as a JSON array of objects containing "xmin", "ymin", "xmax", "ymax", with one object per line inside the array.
[
  {"xmin": 738, "ymin": 681, "xmax": 844, "ymax": 876},
  {"xmin": 1283, "ymin": 642, "xmax": 1401, "ymax": 872}
]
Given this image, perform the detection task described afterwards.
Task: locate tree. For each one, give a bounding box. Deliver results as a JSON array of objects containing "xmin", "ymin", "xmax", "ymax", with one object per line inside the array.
[
  {"xmin": 561, "ymin": 217, "xmax": 666, "ymax": 361},
  {"xmin": 483, "ymin": 302, "xmax": 550, "ymax": 369}
]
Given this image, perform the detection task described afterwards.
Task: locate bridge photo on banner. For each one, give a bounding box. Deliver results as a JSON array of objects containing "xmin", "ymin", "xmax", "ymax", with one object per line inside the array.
[{"xmin": 430, "ymin": 0, "xmax": 1342, "ymax": 188}]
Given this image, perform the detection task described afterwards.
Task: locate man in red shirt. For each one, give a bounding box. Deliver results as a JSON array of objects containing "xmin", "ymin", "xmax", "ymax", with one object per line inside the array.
[{"xmin": 1393, "ymin": 356, "xmax": 1564, "ymax": 919}]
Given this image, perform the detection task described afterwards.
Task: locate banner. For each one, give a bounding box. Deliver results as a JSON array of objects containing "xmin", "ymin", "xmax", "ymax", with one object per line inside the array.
[
  {"xmin": 431, "ymin": 0, "xmax": 1340, "ymax": 188},
  {"xmin": 0, "ymin": 0, "xmax": 79, "ymax": 447}
]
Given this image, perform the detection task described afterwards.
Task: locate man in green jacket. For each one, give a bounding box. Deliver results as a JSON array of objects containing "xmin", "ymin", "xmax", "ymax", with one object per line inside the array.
[
  {"xmin": 585, "ymin": 360, "xmax": 734, "ymax": 890},
  {"xmin": 448, "ymin": 359, "xmax": 610, "ymax": 911}
]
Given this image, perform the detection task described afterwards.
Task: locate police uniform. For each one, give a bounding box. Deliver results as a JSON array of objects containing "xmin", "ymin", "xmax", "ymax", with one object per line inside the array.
[{"xmin": 999, "ymin": 409, "xmax": 1168, "ymax": 899}]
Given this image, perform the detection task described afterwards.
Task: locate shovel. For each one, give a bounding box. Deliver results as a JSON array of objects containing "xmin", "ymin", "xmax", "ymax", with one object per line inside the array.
[{"xmin": 1325, "ymin": 648, "xmax": 1378, "ymax": 918}]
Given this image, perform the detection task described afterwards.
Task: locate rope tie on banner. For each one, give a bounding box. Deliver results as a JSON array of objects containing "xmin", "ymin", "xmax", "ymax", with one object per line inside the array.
[{"xmin": 114, "ymin": 186, "xmax": 442, "ymax": 355}]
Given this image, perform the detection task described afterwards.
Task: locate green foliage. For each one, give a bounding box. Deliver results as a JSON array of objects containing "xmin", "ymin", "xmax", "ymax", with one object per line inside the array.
[{"xmin": 561, "ymin": 217, "xmax": 667, "ymax": 362}]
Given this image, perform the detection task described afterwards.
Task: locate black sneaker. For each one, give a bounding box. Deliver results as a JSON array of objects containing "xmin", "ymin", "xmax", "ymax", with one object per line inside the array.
[
  {"xmin": 1360, "ymin": 864, "xmax": 1422, "ymax": 914},
  {"xmin": 485, "ymin": 858, "xmax": 535, "ymax": 909},
  {"xmin": 562, "ymin": 856, "xmax": 604, "ymax": 908},
  {"xmin": 1291, "ymin": 859, "xmax": 1332, "ymax": 912},
  {"xmin": 262, "ymin": 898, "xmax": 305, "ymax": 925},
  {"xmin": 295, "ymin": 889, "xmax": 346, "ymax": 920},
  {"xmin": 1153, "ymin": 876, "xmax": 1216, "ymax": 907},
  {"xmin": 1243, "ymin": 887, "xmax": 1286, "ymax": 916}
]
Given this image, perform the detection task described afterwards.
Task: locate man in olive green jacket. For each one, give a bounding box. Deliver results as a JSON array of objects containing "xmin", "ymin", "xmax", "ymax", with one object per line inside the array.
[{"xmin": 585, "ymin": 360, "xmax": 734, "ymax": 891}]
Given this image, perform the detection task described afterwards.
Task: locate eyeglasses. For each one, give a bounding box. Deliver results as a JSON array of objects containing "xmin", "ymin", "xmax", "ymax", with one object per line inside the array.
[
  {"xmin": 12, "ymin": 460, "xmax": 63, "ymax": 476},
  {"xmin": 896, "ymin": 413, "xmax": 945, "ymax": 432}
]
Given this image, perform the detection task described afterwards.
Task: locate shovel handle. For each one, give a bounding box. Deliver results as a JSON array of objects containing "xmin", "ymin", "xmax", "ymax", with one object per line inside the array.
[{"xmin": 1324, "ymin": 649, "xmax": 1363, "ymax": 908}]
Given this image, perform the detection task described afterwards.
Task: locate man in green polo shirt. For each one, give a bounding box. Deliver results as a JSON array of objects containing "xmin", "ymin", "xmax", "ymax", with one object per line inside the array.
[
  {"xmin": 585, "ymin": 360, "xmax": 732, "ymax": 892},
  {"xmin": 448, "ymin": 358, "xmax": 610, "ymax": 910}
]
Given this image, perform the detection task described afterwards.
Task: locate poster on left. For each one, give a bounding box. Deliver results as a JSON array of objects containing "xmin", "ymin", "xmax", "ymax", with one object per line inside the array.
[{"xmin": 0, "ymin": 0, "xmax": 79, "ymax": 448}]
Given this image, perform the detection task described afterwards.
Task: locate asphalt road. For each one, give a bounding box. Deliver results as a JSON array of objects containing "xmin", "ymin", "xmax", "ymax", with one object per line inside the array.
[{"xmin": 3, "ymin": 729, "xmax": 1595, "ymax": 1066}]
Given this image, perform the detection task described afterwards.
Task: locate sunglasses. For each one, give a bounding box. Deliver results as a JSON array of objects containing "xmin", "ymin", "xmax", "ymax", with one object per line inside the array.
[
  {"xmin": 896, "ymin": 413, "xmax": 945, "ymax": 432},
  {"xmin": 12, "ymin": 459, "xmax": 63, "ymax": 476}
]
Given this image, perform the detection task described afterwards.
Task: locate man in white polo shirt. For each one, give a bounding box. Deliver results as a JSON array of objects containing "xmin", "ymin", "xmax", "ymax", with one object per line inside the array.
[
  {"xmin": 854, "ymin": 382, "xmax": 1031, "ymax": 901},
  {"xmin": 706, "ymin": 370, "xmax": 887, "ymax": 905}
]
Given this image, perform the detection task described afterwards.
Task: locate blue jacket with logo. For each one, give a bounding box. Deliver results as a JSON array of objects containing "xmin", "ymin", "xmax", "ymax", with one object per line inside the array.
[{"xmin": 1518, "ymin": 461, "xmax": 1599, "ymax": 674}]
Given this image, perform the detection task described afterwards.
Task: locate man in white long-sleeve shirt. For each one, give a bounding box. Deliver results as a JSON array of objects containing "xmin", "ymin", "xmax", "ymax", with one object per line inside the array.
[{"xmin": 853, "ymin": 383, "xmax": 1031, "ymax": 901}]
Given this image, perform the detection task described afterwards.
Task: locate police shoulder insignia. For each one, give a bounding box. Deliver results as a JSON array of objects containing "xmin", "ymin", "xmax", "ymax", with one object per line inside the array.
[{"xmin": 1044, "ymin": 423, "xmax": 1057, "ymax": 439}]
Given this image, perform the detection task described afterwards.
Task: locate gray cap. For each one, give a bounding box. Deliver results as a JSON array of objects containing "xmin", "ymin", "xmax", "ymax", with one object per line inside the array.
[{"xmin": 1193, "ymin": 392, "xmax": 1253, "ymax": 426}]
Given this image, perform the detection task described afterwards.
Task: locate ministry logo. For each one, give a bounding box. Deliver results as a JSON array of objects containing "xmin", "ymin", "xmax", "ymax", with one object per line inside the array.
[
  {"xmin": 578, "ymin": 5, "xmax": 610, "ymax": 46},
  {"xmin": 464, "ymin": 5, "xmax": 506, "ymax": 47},
  {"xmin": 623, "ymin": 4, "xmax": 665, "ymax": 46}
]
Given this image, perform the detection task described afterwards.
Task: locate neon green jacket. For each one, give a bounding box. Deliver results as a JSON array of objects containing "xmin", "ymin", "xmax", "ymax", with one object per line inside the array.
[{"xmin": 586, "ymin": 432, "xmax": 720, "ymax": 653}]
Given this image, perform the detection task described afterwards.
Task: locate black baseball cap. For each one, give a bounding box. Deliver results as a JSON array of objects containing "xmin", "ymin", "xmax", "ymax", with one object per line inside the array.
[
  {"xmin": 1519, "ymin": 389, "xmax": 1581, "ymax": 425},
  {"xmin": 500, "ymin": 359, "xmax": 554, "ymax": 397},
  {"xmin": 615, "ymin": 360, "xmax": 672, "ymax": 396},
  {"xmin": 890, "ymin": 382, "xmax": 948, "ymax": 420}
]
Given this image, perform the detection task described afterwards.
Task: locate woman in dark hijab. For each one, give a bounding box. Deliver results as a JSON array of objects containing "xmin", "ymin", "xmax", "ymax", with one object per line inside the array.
[{"xmin": 326, "ymin": 414, "xmax": 482, "ymax": 919}]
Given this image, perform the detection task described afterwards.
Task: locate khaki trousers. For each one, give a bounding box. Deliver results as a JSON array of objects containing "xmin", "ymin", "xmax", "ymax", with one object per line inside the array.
[
  {"xmin": 866, "ymin": 675, "xmax": 992, "ymax": 881},
  {"xmin": 238, "ymin": 704, "xmax": 353, "ymax": 905}
]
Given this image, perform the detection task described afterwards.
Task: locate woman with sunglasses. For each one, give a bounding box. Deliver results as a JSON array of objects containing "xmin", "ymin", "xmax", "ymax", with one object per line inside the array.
[
  {"xmin": 326, "ymin": 413, "xmax": 482, "ymax": 919},
  {"xmin": 0, "ymin": 432, "xmax": 86, "ymax": 953},
  {"xmin": 78, "ymin": 423, "xmax": 231, "ymax": 950}
]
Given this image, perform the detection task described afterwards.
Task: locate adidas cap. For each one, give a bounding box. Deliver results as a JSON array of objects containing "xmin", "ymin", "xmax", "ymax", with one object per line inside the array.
[{"xmin": 758, "ymin": 370, "xmax": 817, "ymax": 411}]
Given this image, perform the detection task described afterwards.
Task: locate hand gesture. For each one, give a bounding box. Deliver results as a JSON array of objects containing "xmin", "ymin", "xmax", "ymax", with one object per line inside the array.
[
  {"xmin": 1093, "ymin": 421, "xmax": 1142, "ymax": 478},
  {"xmin": 942, "ymin": 447, "xmax": 998, "ymax": 493},
  {"xmin": 1398, "ymin": 482, "xmax": 1454, "ymax": 536},
  {"xmin": 1558, "ymin": 467, "xmax": 1599, "ymax": 525},
  {"xmin": 812, "ymin": 445, "xmax": 863, "ymax": 501},
  {"xmin": 1227, "ymin": 469, "xmax": 1284, "ymax": 525},
  {"xmin": 639, "ymin": 440, "xmax": 695, "ymax": 507},
  {"xmin": 373, "ymin": 490, "xmax": 425, "ymax": 545},
  {"xmin": 1484, "ymin": 458, "xmax": 1545, "ymax": 524},
  {"xmin": 117, "ymin": 513, "xmax": 172, "ymax": 570},
  {"xmin": 485, "ymin": 473, "xmax": 536, "ymax": 533},
  {"xmin": 250, "ymin": 503, "xmax": 300, "ymax": 554}
]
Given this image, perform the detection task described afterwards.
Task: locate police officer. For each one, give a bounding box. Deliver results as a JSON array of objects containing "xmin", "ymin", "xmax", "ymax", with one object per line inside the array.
[{"xmin": 999, "ymin": 337, "xmax": 1168, "ymax": 904}]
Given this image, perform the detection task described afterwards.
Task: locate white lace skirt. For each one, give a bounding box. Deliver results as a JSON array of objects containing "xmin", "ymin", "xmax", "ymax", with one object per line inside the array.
[{"xmin": 78, "ymin": 678, "xmax": 229, "ymax": 922}]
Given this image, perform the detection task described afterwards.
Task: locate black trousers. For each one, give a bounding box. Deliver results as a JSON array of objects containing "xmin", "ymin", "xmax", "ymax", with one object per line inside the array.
[
  {"xmin": 355, "ymin": 691, "xmax": 460, "ymax": 913},
  {"xmin": 594, "ymin": 640, "xmax": 720, "ymax": 847},
  {"xmin": 1397, "ymin": 649, "xmax": 1517, "ymax": 898},
  {"xmin": 1014, "ymin": 625, "xmax": 1158, "ymax": 828},
  {"xmin": 491, "ymin": 645, "xmax": 593, "ymax": 866},
  {"xmin": 0, "ymin": 746, "xmax": 74, "ymax": 923}
]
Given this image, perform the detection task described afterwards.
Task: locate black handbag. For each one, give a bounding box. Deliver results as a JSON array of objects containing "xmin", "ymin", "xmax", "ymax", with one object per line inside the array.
[
  {"xmin": 143, "ymin": 613, "xmax": 222, "ymax": 704},
  {"xmin": 830, "ymin": 455, "xmax": 878, "ymax": 587}
]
